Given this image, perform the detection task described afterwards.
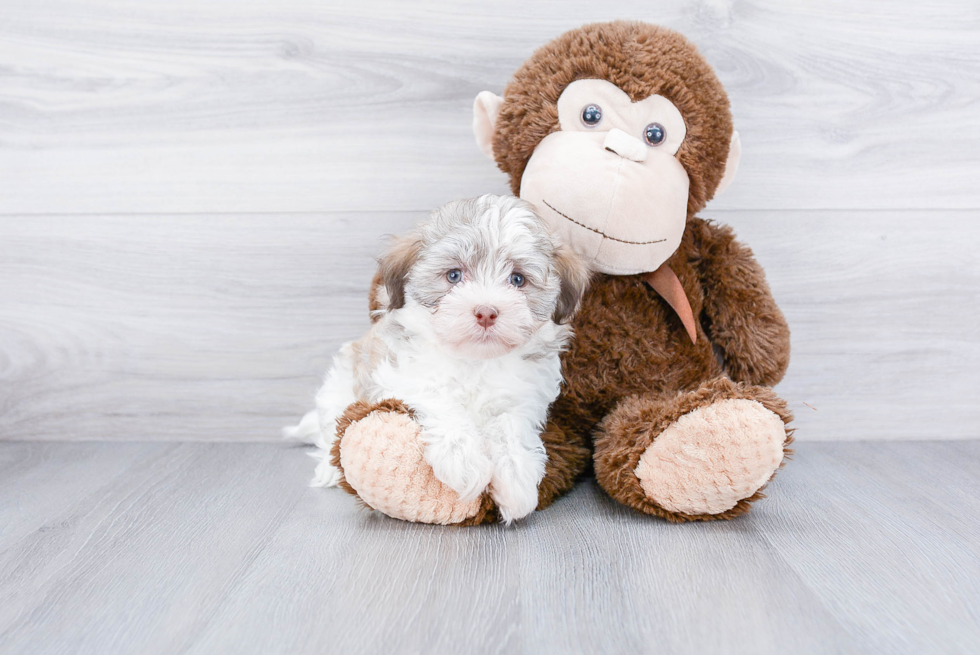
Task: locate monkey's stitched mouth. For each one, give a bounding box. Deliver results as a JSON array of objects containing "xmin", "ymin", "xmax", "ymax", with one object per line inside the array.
[{"xmin": 541, "ymin": 200, "xmax": 666, "ymax": 245}]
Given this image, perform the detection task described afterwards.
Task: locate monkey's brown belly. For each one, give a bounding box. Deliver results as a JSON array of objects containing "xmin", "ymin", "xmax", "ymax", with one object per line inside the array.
[{"xmin": 551, "ymin": 274, "xmax": 722, "ymax": 443}]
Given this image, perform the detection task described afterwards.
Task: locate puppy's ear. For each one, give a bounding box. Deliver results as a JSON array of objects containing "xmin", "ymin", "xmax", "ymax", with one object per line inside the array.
[
  {"xmin": 378, "ymin": 234, "xmax": 421, "ymax": 310},
  {"xmin": 551, "ymin": 244, "xmax": 591, "ymax": 324}
]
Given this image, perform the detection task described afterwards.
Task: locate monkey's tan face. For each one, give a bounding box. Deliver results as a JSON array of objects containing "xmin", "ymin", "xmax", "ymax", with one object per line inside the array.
[{"xmin": 518, "ymin": 80, "xmax": 690, "ymax": 275}]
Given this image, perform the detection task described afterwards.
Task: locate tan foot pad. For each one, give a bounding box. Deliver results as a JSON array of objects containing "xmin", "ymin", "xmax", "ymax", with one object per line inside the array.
[
  {"xmin": 634, "ymin": 399, "xmax": 785, "ymax": 515},
  {"xmin": 340, "ymin": 410, "xmax": 481, "ymax": 524}
]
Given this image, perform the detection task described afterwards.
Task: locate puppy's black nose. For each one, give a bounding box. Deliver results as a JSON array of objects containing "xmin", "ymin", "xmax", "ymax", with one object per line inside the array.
[{"xmin": 474, "ymin": 305, "xmax": 498, "ymax": 329}]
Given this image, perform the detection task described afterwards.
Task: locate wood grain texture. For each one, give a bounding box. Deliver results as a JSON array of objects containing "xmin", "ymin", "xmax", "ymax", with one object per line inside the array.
[
  {"xmin": 2, "ymin": 209, "xmax": 977, "ymax": 442},
  {"xmin": 731, "ymin": 209, "xmax": 980, "ymax": 440},
  {"xmin": 0, "ymin": 211, "xmax": 418, "ymax": 442},
  {"xmin": 0, "ymin": 440, "xmax": 977, "ymax": 654},
  {"xmin": 1, "ymin": 0, "xmax": 978, "ymax": 214}
]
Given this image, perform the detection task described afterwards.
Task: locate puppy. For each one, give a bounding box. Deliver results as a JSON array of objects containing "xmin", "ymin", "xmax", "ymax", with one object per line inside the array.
[{"xmin": 286, "ymin": 194, "xmax": 589, "ymax": 523}]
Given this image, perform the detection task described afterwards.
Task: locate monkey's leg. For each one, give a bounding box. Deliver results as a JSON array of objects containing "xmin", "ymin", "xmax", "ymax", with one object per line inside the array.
[
  {"xmin": 592, "ymin": 378, "xmax": 793, "ymax": 522},
  {"xmin": 332, "ymin": 400, "xmax": 589, "ymax": 525},
  {"xmin": 535, "ymin": 419, "xmax": 591, "ymax": 512},
  {"xmin": 331, "ymin": 399, "xmax": 493, "ymax": 525}
]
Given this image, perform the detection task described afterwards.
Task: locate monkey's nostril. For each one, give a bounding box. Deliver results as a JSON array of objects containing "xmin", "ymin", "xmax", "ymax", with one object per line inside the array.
[{"xmin": 603, "ymin": 128, "xmax": 647, "ymax": 163}]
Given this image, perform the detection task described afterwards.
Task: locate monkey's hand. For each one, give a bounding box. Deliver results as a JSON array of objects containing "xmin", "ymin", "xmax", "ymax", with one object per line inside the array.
[{"xmin": 693, "ymin": 218, "xmax": 791, "ymax": 386}]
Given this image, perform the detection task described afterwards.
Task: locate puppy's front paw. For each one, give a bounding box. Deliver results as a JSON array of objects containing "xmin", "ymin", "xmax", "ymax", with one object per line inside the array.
[
  {"xmin": 424, "ymin": 439, "xmax": 492, "ymax": 503},
  {"xmin": 490, "ymin": 451, "xmax": 547, "ymax": 524}
]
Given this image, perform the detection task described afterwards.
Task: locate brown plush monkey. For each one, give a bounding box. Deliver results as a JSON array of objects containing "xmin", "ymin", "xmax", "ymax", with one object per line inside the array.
[{"xmin": 331, "ymin": 21, "xmax": 792, "ymax": 524}]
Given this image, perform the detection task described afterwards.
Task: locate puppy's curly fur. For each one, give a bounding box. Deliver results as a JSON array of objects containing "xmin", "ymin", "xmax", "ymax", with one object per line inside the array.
[{"xmin": 287, "ymin": 195, "xmax": 589, "ymax": 524}]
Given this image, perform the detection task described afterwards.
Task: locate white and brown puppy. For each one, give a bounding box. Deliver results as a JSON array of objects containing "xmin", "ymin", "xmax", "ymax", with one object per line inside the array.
[{"xmin": 286, "ymin": 194, "xmax": 589, "ymax": 523}]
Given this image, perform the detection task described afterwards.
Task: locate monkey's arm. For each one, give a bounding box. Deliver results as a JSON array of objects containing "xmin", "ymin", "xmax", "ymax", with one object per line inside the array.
[{"xmin": 692, "ymin": 218, "xmax": 790, "ymax": 386}]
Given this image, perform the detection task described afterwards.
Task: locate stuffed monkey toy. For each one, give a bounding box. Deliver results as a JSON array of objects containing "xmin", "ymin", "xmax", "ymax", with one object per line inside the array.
[{"xmin": 330, "ymin": 21, "xmax": 793, "ymax": 524}]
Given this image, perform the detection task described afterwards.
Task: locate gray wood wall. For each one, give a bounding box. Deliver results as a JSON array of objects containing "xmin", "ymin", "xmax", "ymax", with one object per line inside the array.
[{"xmin": 2, "ymin": 0, "xmax": 978, "ymax": 441}]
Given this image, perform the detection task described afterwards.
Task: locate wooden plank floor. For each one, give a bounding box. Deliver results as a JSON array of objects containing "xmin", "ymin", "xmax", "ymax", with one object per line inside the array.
[{"xmin": 1, "ymin": 440, "xmax": 977, "ymax": 654}]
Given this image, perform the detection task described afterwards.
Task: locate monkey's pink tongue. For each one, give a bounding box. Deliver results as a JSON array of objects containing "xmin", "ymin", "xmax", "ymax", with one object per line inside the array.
[{"xmin": 641, "ymin": 263, "xmax": 697, "ymax": 344}]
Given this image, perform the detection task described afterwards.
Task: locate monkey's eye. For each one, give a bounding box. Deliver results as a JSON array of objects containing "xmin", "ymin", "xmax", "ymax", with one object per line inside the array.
[
  {"xmin": 643, "ymin": 123, "xmax": 666, "ymax": 146},
  {"xmin": 509, "ymin": 272, "xmax": 526, "ymax": 288},
  {"xmin": 447, "ymin": 269, "xmax": 463, "ymax": 284},
  {"xmin": 581, "ymin": 104, "xmax": 603, "ymax": 127}
]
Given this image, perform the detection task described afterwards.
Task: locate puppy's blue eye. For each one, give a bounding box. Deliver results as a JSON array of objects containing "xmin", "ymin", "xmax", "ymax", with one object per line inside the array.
[
  {"xmin": 581, "ymin": 104, "xmax": 602, "ymax": 127},
  {"xmin": 643, "ymin": 123, "xmax": 666, "ymax": 146},
  {"xmin": 447, "ymin": 269, "xmax": 462, "ymax": 284},
  {"xmin": 509, "ymin": 272, "xmax": 525, "ymax": 287}
]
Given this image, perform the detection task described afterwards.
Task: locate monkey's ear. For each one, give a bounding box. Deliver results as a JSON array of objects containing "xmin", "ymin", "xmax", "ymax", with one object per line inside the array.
[
  {"xmin": 552, "ymin": 244, "xmax": 591, "ymax": 325},
  {"xmin": 715, "ymin": 129, "xmax": 741, "ymax": 196},
  {"xmin": 473, "ymin": 91, "xmax": 504, "ymax": 160},
  {"xmin": 378, "ymin": 235, "xmax": 421, "ymax": 311}
]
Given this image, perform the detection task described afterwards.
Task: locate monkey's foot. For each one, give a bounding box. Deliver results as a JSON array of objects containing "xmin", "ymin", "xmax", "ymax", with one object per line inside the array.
[
  {"xmin": 634, "ymin": 398, "xmax": 785, "ymax": 515},
  {"xmin": 594, "ymin": 378, "xmax": 793, "ymax": 521},
  {"xmin": 332, "ymin": 400, "xmax": 494, "ymax": 525}
]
